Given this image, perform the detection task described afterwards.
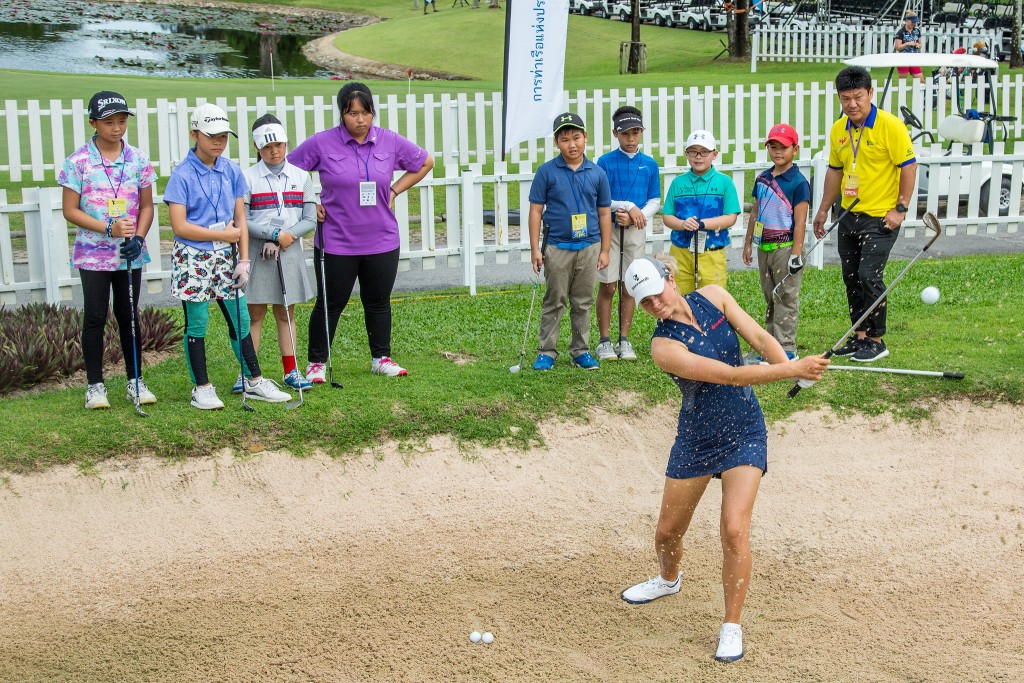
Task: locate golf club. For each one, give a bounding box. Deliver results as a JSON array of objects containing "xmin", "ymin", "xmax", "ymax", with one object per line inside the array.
[
  {"xmin": 123, "ymin": 241, "xmax": 147, "ymax": 417},
  {"xmin": 275, "ymin": 253, "xmax": 303, "ymax": 409},
  {"xmin": 318, "ymin": 244, "xmax": 343, "ymax": 389},
  {"xmin": 693, "ymin": 232, "xmax": 699, "ymax": 291},
  {"xmin": 617, "ymin": 223, "xmax": 625, "ymax": 346},
  {"xmin": 789, "ymin": 212, "xmax": 942, "ymax": 398},
  {"xmin": 828, "ymin": 365, "xmax": 965, "ymax": 379},
  {"xmin": 770, "ymin": 197, "xmax": 860, "ymax": 301},
  {"xmin": 232, "ymin": 244, "xmax": 256, "ymax": 412},
  {"xmin": 510, "ymin": 277, "xmax": 539, "ymax": 373}
]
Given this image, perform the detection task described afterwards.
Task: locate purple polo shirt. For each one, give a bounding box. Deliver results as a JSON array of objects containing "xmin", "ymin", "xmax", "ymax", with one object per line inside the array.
[{"xmin": 288, "ymin": 125, "xmax": 428, "ymax": 256}]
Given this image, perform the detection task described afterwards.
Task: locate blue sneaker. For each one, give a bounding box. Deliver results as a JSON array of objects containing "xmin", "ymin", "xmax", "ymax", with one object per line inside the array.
[
  {"xmin": 283, "ymin": 369, "xmax": 313, "ymax": 390},
  {"xmin": 532, "ymin": 354, "xmax": 555, "ymax": 371},
  {"xmin": 232, "ymin": 373, "xmax": 244, "ymax": 394},
  {"xmin": 572, "ymin": 352, "xmax": 600, "ymax": 370}
]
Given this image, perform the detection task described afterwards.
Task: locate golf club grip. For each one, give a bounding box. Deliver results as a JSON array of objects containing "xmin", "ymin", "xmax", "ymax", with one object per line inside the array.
[
  {"xmin": 788, "ymin": 349, "xmax": 833, "ymax": 398},
  {"xmin": 945, "ymin": 372, "xmax": 965, "ymax": 379}
]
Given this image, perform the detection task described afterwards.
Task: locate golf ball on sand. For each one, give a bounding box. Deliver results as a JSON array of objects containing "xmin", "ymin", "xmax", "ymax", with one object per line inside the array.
[
  {"xmin": 482, "ymin": 632, "xmax": 494, "ymax": 644},
  {"xmin": 921, "ymin": 286, "xmax": 940, "ymax": 305},
  {"xmin": 469, "ymin": 631, "xmax": 481, "ymax": 643}
]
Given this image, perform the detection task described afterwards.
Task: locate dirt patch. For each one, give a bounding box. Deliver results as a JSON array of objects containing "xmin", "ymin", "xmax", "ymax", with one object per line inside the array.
[{"xmin": 1, "ymin": 401, "xmax": 1022, "ymax": 681}]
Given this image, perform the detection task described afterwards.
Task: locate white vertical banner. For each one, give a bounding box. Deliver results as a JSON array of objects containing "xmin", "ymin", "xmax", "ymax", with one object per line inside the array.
[{"xmin": 502, "ymin": 0, "xmax": 569, "ymax": 158}]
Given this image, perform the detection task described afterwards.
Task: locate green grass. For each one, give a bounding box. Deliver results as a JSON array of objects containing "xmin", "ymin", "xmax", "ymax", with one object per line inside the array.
[{"xmin": 2, "ymin": 253, "xmax": 1022, "ymax": 472}]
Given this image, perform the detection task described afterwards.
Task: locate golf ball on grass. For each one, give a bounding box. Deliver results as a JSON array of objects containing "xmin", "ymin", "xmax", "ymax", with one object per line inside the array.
[
  {"xmin": 921, "ymin": 286, "xmax": 940, "ymax": 305},
  {"xmin": 482, "ymin": 632, "xmax": 494, "ymax": 644},
  {"xmin": 469, "ymin": 631, "xmax": 481, "ymax": 643}
]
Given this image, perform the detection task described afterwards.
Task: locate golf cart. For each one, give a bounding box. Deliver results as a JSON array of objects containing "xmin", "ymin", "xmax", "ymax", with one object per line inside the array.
[{"xmin": 846, "ymin": 52, "xmax": 1021, "ymax": 216}]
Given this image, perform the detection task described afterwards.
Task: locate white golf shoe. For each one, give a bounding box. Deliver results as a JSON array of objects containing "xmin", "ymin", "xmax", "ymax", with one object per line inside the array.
[
  {"xmin": 191, "ymin": 384, "xmax": 224, "ymax": 410},
  {"xmin": 715, "ymin": 623, "xmax": 744, "ymax": 663},
  {"xmin": 620, "ymin": 572, "xmax": 681, "ymax": 604},
  {"xmin": 243, "ymin": 377, "xmax": 292, "ymax": 403},
  {"xmin": 125, "ymin": 377, "xmax": 157, "ymax": 405},
  {"xmin": 596, "ymin": 340, "xmax": 617, "ymax": 361},
  {"xmin": 84, "ymin": 383, "xmax": 110, "ymax": 410}
]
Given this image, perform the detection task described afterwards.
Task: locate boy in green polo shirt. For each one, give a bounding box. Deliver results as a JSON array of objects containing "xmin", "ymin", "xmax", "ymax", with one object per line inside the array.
[{"xmin": 662, "ymin": 130, "xmax": 741, "ymax": 294}]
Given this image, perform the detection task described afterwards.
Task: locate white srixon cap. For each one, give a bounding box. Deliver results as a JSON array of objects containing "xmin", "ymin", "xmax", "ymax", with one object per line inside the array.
[
  {"xmin": 685, "ymin": 129, "xmax": 717, "ymax": 151},
  {"xmin": 190, "ymin": 103, "xmax": 237, "ymax": 138},
  {"xmin": 625, "ymin": 257, "xmax": 670, "ymax": 307},
  {"xmin": 252, "ymin": 123, "xmax": 288, "ymax": 149}
]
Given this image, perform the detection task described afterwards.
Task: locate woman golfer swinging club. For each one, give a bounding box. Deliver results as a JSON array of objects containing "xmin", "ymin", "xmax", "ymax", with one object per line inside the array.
[{"xmin": 619, "ymin": 256, "xmax": 828, "ymax": 663}]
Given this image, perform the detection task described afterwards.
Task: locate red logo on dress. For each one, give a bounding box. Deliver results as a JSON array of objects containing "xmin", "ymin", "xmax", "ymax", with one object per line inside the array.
[{"xmin": 710, "ymin": 315, "xmax": 726, "ymax": 330}]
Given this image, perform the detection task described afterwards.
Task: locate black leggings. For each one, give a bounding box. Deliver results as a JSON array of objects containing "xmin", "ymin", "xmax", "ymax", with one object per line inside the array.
[
  {"xmin": 308, "ymin": 247, "xmax": 400, "ymax": 362},
  {"xmin": 80, "ymin": 267, "xmax": 143, "ymax": 384}
]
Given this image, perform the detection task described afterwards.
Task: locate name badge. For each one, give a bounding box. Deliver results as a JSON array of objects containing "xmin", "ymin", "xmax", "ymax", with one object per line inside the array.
[
  {"xmin": 270, "ymin": 217, "xmax": 287, "ymax": 230},
  {"xmin": 843, "ymin": 173, "xmax": 860, "ymax": 198},
  {"xmin": 752, "ymin": 221, "xmax": 764, "ymax": 247},
  {"xmin": 360, "ymin": 181, "xmax": 377, "ymax": 207},
  {"xmin": 571, "ymin": 213, "xmax": 587, "ymax": 239},
  {"xmin": 688, "ymin": 230, "xmax": 708, "ymax": 254},
  {"xmin": 209, "ymin": 221, "xmax": 229, "ymax": 252},
  {"xmin": 107, "ymin": 198, "xmax": 127, "ymax": 218}
]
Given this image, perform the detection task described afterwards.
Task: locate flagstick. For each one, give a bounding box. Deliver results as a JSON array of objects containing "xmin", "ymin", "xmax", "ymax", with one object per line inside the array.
[{"xmin": 270, "ymin": 49, "xmax": 275, "ymax": 92}]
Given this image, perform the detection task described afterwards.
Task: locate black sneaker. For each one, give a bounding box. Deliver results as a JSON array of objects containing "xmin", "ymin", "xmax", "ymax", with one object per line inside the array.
[
  {"xmin": 852, "ymin": 338, "xmax": 889, "ymax": 363},
  {"xmin": 833, "ymin": 338, "xmax": 863, "ymax": 356}
]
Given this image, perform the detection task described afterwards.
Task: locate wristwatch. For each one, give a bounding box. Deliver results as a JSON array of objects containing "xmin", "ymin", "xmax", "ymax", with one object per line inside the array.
[{"xmin": 894, "ymin": 203, "xmax": 909, "ymax": 213}]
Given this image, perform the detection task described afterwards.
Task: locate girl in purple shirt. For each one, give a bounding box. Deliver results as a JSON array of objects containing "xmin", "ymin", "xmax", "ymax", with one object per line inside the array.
[{"xmin": 288, "ymin": 82, "xmax": 434, "ymax": 379}]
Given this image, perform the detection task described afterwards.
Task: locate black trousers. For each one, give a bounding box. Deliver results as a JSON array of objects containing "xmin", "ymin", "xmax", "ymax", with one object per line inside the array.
[
  {"xmin": 837, "ymin": 212, "xmax": 899, "ymax": 338},
  {"xmin": 79, "ymin": 267, "xmax": 143, "ymax": 384},
  {"xmin": 308, "ymin": 247, "xmax": 400, "ymax": 362}
]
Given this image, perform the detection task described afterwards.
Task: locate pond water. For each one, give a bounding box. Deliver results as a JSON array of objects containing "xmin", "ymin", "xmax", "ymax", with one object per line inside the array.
[{"xmin": 0, "ymin": 0, "xmax": 354, "ymax": 78}]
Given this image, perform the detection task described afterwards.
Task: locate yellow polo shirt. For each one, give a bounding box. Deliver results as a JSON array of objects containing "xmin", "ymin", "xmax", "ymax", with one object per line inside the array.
[{"xmin": 827, "ymin": 105, "xmax": 916, "ymax": 217}]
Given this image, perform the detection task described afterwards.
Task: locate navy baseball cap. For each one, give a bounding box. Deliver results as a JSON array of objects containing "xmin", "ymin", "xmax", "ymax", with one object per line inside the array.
[
  {"xmin": 553, "ymin": 112, "xmax": 586, "ymax": 135},
  {"xmin": 88, "ymin": 91, "xmax": 134, "ymax": 120}
]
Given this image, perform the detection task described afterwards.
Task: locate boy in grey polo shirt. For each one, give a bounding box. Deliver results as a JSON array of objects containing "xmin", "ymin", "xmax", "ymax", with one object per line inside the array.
[{"xmin": 527, "ymin": 113, "xmax": 612, "ymax": 370}]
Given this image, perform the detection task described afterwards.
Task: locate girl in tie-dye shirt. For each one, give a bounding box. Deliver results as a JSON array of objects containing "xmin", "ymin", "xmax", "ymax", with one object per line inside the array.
[{"xmin": 58, "ymin": 90, "xmax": 157, "ymax": 410}]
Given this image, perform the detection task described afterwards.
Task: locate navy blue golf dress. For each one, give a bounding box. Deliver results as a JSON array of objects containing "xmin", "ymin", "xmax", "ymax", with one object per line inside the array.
[{"xmin": 654, "ymin": 291, "xmax": 768, "ymax": 480}]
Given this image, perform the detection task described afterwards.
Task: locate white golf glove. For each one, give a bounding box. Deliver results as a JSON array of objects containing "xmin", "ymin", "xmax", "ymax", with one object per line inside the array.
[
  {"xmin": 788, "ymin": 254, "xmax": 804, "ymax": 275},
  {"xmin": 231, "ymin": 260, "xmax": 250, "ymax": 290}
]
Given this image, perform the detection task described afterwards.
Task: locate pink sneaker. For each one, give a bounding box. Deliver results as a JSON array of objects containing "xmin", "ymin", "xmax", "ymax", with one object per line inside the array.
[
  {"xmin": 305, "ymin": 362, "xmax": 326, "ymax": 384},
  {"xmin": 372, "ymin": 356, "xmax": 408, "ymax": 377}
]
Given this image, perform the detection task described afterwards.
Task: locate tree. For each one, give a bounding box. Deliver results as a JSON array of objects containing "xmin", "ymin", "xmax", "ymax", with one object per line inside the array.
[
  {"xmin": 1012, "ymin": 0, "xmax": 1022, "ymax": 69},
  {"xmin": 628, "ymin": 0, "xmax": 643, "ymax": 73},
  {"xmin": 727, "ymin": 0, "xmax": 751, "ymax": 60}
]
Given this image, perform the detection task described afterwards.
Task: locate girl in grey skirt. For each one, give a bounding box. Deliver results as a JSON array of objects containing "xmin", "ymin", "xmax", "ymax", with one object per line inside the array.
[{"xmin": 241, "ymin": 114, "xmax": 318, "ymax": 391}]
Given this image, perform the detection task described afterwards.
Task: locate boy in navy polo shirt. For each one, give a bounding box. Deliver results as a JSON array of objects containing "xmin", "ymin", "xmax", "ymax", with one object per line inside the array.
[
  {"xmin": 528, "ymin": 112, "xmax": 612, "ymax": 371},
  {"xmin": 741, "ymin": 123, "xmax": 810, "ymax": 363},
  {"xmin": 662, "ymin": 130, "xmax": 740, "ymax": 294},
  {"xmin": 595, "ymin": 106, "xmax": 662, "ymax": 362}
]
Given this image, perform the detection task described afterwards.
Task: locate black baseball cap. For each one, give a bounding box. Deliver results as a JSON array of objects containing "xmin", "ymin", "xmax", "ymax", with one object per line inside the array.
[
  {"xmin": 613, "ymin": 113, "xmax": 644, "ymax": 132},
  {"xmin": 553, "ymin": 112, "xmax": 586, "ymax": 135},
  {"xmin": 88, "ymin": 91, "xmax": 134, "ymax": 120}
]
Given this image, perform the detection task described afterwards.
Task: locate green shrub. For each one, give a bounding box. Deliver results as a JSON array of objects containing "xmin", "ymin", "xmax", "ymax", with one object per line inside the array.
[{"xmin": 0, "ymin": 303, "xmax": 182, "ymax": 394}]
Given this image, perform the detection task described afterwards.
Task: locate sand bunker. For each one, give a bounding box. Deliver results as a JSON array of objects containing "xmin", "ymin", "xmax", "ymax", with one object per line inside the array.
[{"xmin": 1, "ymin": 401, "xmax": 1022, "ymax": 682}]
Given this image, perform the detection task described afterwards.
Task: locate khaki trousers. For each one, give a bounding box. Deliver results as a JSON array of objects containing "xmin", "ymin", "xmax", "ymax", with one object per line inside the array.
[
  {"xmin": 537, "ymin": 243, "xmax": 600, "ymax": 359},
  {"xmin": 757, "ymin": 245, "xmax": 802, "ymax": 353}
]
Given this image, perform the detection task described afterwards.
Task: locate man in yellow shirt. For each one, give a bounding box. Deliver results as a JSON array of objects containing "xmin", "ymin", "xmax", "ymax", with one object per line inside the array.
[{"xmin": 812, "ymin": 66, "xmax": 917, "ymax": 363}]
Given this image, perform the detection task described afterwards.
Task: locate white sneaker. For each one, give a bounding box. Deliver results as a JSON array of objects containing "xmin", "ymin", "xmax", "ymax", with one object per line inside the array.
[
  {"xmin": 372, "ymin": 356, "xmax": 408, "ymax": 377},
  {"xmin": 191, "ymin": 384, "xmax": 224, "ymax": 410},
  {"xmin": 620, "ymin": 573, "xmax": 681, "ymax": 604},
  {"xmin": 596, "ymin": 340, "xmax": 618, "ymax": 361},
  {"xmin": 85, "ymin": 383, "xmax": 110, "ymax": 410},
  {"xmin": 306, "ymin": 362, "xmax": 326, "ymax": 384},
  {"xmin": 715, "ymin": 623, "xmax": 744, "ymax": 663},
  {"xmin": 616, "ymin": 339, "xmax": 637, "ymax": 361},
  {"xmin": 126, "ymin": 377, "xmax": 157, "ymax": 405},
  {"xmin": 244, "ymin": 376, "xmax": 292, "ymax": 403}
]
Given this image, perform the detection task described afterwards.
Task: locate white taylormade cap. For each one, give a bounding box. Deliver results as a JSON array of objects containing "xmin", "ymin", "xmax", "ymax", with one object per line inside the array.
[
  {"xmin": 685, "ymin": 129, "xmax": 717, "ymax": 151},
  {"xmin": 190, "ymin": 103, "xmax": 237, "ymax": 138},
  {"xmin": 252, "ymin": 123, "xmax": 288, "ymax": 149},
  {"xmin": 625, "ymin": 257, "xmax": 670, "ymax": 307}
]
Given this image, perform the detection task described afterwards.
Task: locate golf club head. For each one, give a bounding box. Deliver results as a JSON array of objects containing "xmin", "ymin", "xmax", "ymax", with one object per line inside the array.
[
  {"xmin": 509, "ymin": 365, "xmax": 521, "ymax": 374},
  {"xmin": 242, "ymin": 396, "xmax": 255, "ymax": 412},
  {"xmin": 132, "ymin": 403, "xmax": 148, "ymax": 417},
  {"xmin": 921, "ymin": 212, "xmax": 942, "ymax": 247},
  {"xmin": 285, "ymin": 396, "xmax": 303, "ymax": 410}
]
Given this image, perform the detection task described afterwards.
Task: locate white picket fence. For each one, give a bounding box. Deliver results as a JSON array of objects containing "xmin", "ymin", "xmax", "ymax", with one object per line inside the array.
[
  {"xmin": 751, "ymin": 25, "xmax": 1001, "ymax": 72},
  {"xmin": 3, "ymin": 75, "xmax": 1023, "ymax": 182},
  {"xmin": 4, "ymin": 145, "xmax": 1022, "ymax": 304}
]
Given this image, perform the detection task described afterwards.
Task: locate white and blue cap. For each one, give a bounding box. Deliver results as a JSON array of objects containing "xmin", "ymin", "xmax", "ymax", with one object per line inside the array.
[
  {"xmin": 685, "ymin": 129, "xmax": 717, "ymax": 151},
  {"xmin": 252, "ymin": 123, "xmax": 288, "ymax": 149},
  {"xmin": 625, "ymin": 256, "xmax": 670, "ymax": 307}
]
